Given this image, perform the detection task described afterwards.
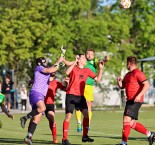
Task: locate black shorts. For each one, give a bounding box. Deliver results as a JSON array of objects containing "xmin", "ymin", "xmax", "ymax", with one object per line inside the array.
[
  {"xmin": 124, "ymin": 100, "xmax": 142, "ymax": 120},
  {"xmin": 45, "ymin": 104, "xmax": 55, "ymax": 117},
  {"xmin": 65, "ymin": 94, "xmax": 88, "ymax": 114}
]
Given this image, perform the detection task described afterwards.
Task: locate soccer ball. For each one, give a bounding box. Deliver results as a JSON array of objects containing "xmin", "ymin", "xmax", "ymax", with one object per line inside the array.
[{"xmin": 120, "ymin": 0, "xmax": 131, "ymax": 9}]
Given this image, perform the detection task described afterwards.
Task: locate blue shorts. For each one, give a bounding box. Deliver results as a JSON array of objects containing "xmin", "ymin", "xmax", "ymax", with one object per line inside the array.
[{"xmin": 29, "ymin": 90, "xmax": 45, "ymax": 109}]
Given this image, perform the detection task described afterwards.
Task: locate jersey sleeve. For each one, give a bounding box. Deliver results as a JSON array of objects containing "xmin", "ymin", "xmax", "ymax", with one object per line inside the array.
[
  {"xmin": 135, "ymin": 70, "xmax": 147, "ymax": 83},
  {"xmin": 87, "ymin": 68, "xmax": 96, "ymax": 79},
  {"xmin": 57, "ymin": 81, "xmax": 65, "ymax": 90},
  {"xmin": 36, "ymin": 66, "xmax": 44, "ymax": 73}
]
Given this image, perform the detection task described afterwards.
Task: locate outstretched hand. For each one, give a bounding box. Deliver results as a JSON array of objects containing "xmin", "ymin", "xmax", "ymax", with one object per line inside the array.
[{"xmin": 104, "ymin": 55, "xmax": 110, "ymax": 62}]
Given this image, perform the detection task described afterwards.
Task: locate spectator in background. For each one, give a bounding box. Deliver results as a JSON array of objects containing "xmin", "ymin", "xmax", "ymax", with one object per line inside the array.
[
  {"xmin": 20, "ymin": 84, "xmax": 28, "ymax": 113},
  {"xmin": 2, "ymin": 76, "xmax": 13, "ymax": 112}
]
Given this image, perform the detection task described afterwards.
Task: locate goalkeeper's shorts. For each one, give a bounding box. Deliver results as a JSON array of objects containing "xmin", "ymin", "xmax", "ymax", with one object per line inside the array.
[{"xmin": 84, "ymin": 85, "xmax": 94, "ymax": 102}]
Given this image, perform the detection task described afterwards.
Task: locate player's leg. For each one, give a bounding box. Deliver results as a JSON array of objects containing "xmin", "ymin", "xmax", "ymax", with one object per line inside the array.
[
  {"xmin": 24, "ymin": 113, "xmax": 42, "ymax": 145},
  {"xmin": 81, "ymin": 108, "xmax": 94, "ymax": 142},
  {"xmin": 62, "ymin": 94, "xmax": 75, "ymax": 145},
  {"xmin": 45, "ymin": 104, "xmax": 58, "ymax": 144},
  {"xmin": 130, "ymin": 102, "xmax": 155, "ymax": 145},
  {"xmin": 75, "ymin": 110, "xmax": 82, "ymax": 132},
  {"xmin": 20, "ymin": 91, "xmax": 46, "ymax": 128},
  {"xmin": 7, "ymin": 94, "xmax": 11, "ymax": 112},
  {"xmin": 86, "ymin": 101, "xmax": 92, "ymax": 122},
  {"xmin": 120, "ymin": 115, "xmax": 131, "ymax": 145},
  {"xmin": 84, "ymin": 85, "xmax": 94, "ymax": 126},
  {"xmin": 80, "ymin": 96, "xmax": 94, "ymax": 143}
]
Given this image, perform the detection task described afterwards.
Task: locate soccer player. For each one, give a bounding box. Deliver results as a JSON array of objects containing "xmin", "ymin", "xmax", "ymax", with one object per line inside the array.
[
  {"xmin": 44, "ymin": 73, "xmax": 67, "ymax": 144},
  {"xmin": 75, "ymin": 49, "xmax": 110, "ymax": 132},
  {"xmin": 117, "ymin": 56, "xmax": 155, "ymax": 145},
  {"xmin": 20, "ymin": 56, "xmax": 63, "ymax": 145},
  {"xmin": 0, "ymin": 92, "xmax": 14, "ymax": 128},
  {"xmin": 62, "ymin": 54, "xmax": 104, "ymax": 145}
]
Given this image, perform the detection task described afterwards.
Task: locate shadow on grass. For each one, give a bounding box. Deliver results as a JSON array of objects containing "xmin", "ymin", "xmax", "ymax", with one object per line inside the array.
[{"xmin": 0, "ymin": 138, "xmax": 80, "ymax": 145}]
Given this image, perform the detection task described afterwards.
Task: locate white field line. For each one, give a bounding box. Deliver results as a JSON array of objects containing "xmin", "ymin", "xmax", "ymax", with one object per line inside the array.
[{"xmin": 89, "ymin": 131, "xmax": 121, "ymax": 137}]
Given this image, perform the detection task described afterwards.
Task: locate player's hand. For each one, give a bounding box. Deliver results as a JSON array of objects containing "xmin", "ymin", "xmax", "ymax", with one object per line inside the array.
[
  {"xmin": 104, "ymin": 55, "xmax": 110, "ymax": 62},
  {"xmin": 134, "ymin": 96, "xmax": 141, "ymax": 102},
  {"xmin": 8, "ymin": 114, "xmax": 14, "ymax": 120},
  {"xmin": 99, "ymin": 61, "xmax": 104, "ymax": 69},
  {"xmin": 117, "ymin": 77, "xmax": 122, "ymax": 82}
]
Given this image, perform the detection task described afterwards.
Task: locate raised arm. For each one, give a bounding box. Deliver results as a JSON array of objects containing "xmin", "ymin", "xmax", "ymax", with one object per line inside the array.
[
  {"xmin": 94, "ymin": 62, "xmax": 104, "ymax": 82},
  {"xmin": 43, "ymin": 57, "xmax": 63, "ymax": 73},
  {"xmin": 66, "ymin": 55, "xmax": 79, "ymax": 75}
]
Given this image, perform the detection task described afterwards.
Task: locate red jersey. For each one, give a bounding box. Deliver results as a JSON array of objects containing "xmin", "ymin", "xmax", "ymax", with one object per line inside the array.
[
  {"xmin": 66, "ymin": 65, "xmax": 96, "ymax": 96},
  {"xmin": 45, "ymin": 79, "xmax": 64, "ymax": 104},
  {"xmin": 123, "ymin": 68, "xmax": 147, "ymax": 102}
]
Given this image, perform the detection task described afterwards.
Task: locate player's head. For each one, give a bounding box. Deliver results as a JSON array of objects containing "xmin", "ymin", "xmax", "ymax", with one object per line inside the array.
[
  {"xmin": 86, "ymin": 49, "xmax": 95, "ymax": 61},
  {"xmin": 50, "ymin": 73, "xmax": 56, "ymax": 81},
  {"xmin": 36, "ymin": 57, "xmax": 47, "ymax": 67},
  {"xmin": 77, "ymin": 53, "xmax": 87, "ymax": 66},
  {"xmin": 126, "ymin": 56, "xmax": 137, "ymax": 70}
]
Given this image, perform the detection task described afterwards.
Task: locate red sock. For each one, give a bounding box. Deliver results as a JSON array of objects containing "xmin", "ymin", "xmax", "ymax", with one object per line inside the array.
[
  {"xmin": 83, "ymin": 118, "xmax": 89, "ymax": 137},
  {"xmin": 63, "ymin": 120, "xmax": 69, "ymax": 140},
  {"xmin": 122, "ymin": 122, "xmax": 131, "ymax": 142},
  {"xmin": 50, "ymin": 121, "xmax": 57, "ymax": 139},
  {"xmin": 131, "ymin": 122, "xmax": 149, "ymax": 135}
]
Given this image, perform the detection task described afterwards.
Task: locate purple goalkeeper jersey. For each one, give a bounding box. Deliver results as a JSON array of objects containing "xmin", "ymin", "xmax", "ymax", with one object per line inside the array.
[{"xmin": 31, "ymin": 66, "xmax": 50, "ymax": 96}]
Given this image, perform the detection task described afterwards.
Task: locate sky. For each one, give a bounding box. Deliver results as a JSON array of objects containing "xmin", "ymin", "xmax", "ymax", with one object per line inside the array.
[{"xmin": 100, "ymin": 0, "xmax": 117, "ymax": 6}]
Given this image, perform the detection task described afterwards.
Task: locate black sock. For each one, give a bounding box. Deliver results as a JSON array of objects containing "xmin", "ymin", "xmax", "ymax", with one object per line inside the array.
[
  {"xmin": 26, "ymin": 108, "xmax": 39, "ymax": 119},
  {"xmin": 28, "ymin": 122, "xmax": 37, "ymax": 137}
]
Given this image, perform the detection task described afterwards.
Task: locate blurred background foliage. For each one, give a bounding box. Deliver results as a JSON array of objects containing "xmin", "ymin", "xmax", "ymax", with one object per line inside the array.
[{"xmin": 0, "ymin": 0, "xmax": 155, "ymax": 86}]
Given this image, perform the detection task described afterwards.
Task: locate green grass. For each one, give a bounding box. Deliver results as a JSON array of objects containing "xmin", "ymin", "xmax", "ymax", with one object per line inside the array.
[{"xmin": 0, "ymin": 107, "xmax": 155, "ymax": 145}]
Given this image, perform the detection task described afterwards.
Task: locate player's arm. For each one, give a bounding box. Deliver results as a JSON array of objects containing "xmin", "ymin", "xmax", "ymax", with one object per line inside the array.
[
  {"xmin": 101, "ymin": 55, "xmax": 110, "ymax": 63},
  {"xmin": 63, "ymin": 59, "xmax": 74, "ymax": 66},
  {"xmin": 117, "ymin": 77, "xmax": 125, "ymax": 89},
  {"xmin": 66, "ymin": 55, "xmax": 79, "ymax": 75},
  {"xmin": 93, "ymin": 62, "xmax": 104, "ymax": 82},
  {"xmin": 134, "ymin": 80, "xmax": 150, "ymax": 102},
  {"xmin": 1, "ymin": 104, "xmax": 14, "ymax": 119},
  {"xmin": 43, "ymin": 57, "xmax": 63, "ymax": 73}
]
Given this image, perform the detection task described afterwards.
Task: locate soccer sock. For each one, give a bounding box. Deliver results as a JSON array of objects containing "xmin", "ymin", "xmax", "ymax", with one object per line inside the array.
[
  {"xmin": 27, "ymin": 122, "xmax": 37, "ymax": 138},
  {"xmin": 26, "ymin": 108, "xmax": 39, "ymax": 119},
  {"xmin": 75, "ymin": 110, "xmax": 82, "ymax": 124},
  {"xmin": 83, "ymin": 118, "xmax": 89, "ymax": 137},
  {"xmin": 62, "ymin": 120, "xmax": 69, "ymax": 140},
  {"xmin": 50, "ymin": 121, "xmax": 57, "ymax": 139},
  {"xmin": 122, "ymin": 122, "xmax": 131, "ymax": 142},
  {"xmin": 88, "ymin": 111, "xmax": 92, "ymax": 123},
  {"xmin": 131, "ymin": 122, "xmax": 150, "ymax": 136}
]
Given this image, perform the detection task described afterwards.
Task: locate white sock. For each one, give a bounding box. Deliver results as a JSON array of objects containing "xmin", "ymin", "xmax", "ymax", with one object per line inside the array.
[
  {"xmin": 121, "ymin": 141, "xmax": 127, "ymax": 145},
  {"xmin": 147, "ymin": 131, "xmax": 151, "ymax": 137}
]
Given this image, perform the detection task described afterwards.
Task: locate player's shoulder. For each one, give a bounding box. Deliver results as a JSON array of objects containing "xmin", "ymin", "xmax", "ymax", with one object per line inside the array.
[
  {"xmin": 133, "ymin": 68, "xmax": 143, "ymax": 74},
  {"xmin": 35, "ymin": 65, "xmax": 44, "ymax": 71}
]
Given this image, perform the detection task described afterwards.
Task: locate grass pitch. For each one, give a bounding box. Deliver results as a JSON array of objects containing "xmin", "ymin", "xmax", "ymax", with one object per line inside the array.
[{"xmin": 0, "ymin": 106, "xmax": 155, "ymax": 145}]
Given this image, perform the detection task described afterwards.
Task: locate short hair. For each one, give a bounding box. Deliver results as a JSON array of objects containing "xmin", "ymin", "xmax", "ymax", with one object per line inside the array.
[
  {"xmin": 76, "ymin": 53, "xmax": 85, "ymax": 58},
  {"xmin": 127, "ymin": 56, "xmax": 137, "ymax": 64},
  {"xmin": 36, "ymin": 57, "xmax": 46, "ymax": 66},
  {"xmin": 86, "ymin": 49, "xmax": 95, "ymax": 53}
]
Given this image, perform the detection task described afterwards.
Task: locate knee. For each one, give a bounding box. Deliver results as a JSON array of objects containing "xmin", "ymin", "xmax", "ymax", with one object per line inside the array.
[{"xmin": 40, "ymin": 106, "xmax": 46, "ymax": 112}]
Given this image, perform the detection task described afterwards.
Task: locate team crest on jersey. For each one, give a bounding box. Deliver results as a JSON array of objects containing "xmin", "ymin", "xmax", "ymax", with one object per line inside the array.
[{"xmin": 79, "ymin": 74, "xmax": 84, "ymax": 79}]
